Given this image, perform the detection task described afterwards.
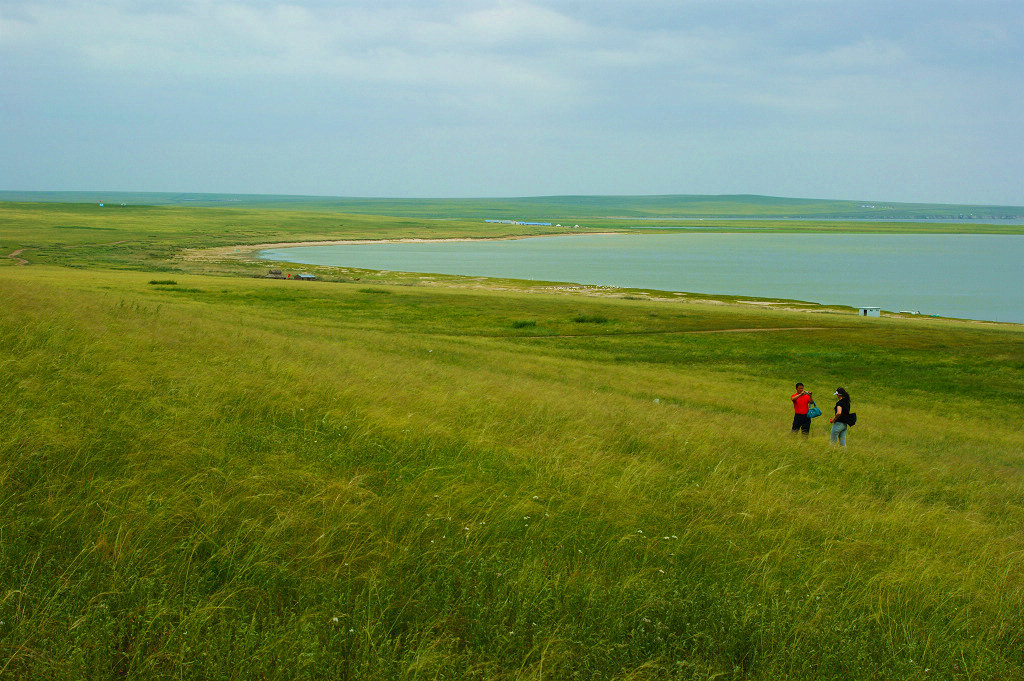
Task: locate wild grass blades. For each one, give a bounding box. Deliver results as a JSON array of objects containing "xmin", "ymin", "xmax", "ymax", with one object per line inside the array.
[
  {"xmin": 1, "ymin": 253, "xmax": 1023, "ymax": 677},
  {"xmin": 572, "ymin": 314, "xmax": 610, "ymax": 324}
]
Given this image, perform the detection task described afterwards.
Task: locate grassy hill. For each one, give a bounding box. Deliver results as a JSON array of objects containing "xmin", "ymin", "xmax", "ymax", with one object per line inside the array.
[
  {"xmin": 1, "ymin": 201, "xmax": 1023, "ymax": 679},
  {"xmin": 3, "ymin": 190, "xmax": 1023, "ymax": 221}
]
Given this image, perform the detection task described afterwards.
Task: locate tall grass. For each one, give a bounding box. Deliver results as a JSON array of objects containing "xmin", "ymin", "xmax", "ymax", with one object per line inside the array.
[{"xmin": 1, "ymin": 267, "xmax": 1022, "ymax": 679}]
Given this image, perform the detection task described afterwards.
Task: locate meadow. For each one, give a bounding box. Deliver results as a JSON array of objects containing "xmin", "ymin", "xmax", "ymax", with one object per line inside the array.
[{"xmin": 1, "ymin": 200, "xmax": 1023, "ymax": 679}]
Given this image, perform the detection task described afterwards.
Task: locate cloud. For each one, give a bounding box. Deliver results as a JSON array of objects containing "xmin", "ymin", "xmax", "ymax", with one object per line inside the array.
[
  {"xmin": 1, "ymin": 0, "xmax": 1022, "ymax": 201},
  {"xmin": 2, "ymin": 1, "xmax": 590, "ymax": 94}
]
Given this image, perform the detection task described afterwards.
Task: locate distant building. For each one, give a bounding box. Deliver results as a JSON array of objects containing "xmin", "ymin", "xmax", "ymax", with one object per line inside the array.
[
  {"xmin": 295, "ymin": 273, "xmax": 316, "ymax": 281},
  {"xmin": 265, "ymin": 269, "xmax": 286, "ymax": 279},
  {"xmin": 858, "ymin": 306, "xmax": 881, "ymax": 317}
]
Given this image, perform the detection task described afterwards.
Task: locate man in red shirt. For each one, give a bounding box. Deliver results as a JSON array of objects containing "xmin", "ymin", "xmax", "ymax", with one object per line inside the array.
[{"xmin": 791, "ymin": 383, "xmax": 814, "ymax": 436}]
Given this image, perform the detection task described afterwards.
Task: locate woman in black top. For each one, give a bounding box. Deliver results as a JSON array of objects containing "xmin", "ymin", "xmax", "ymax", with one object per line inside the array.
[{"xmin": 830, "ymin": 387, "xmax": 851, "ymax": 446}]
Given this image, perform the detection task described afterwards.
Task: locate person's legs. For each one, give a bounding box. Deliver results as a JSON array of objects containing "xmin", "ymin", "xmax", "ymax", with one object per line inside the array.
[
  {"xmin": 830, "ymin": 422, "xmax": 847, "ymax": 446},
  {"xmin": 792, "ymin": 414, "xmax": 810, "ymax": 436}
]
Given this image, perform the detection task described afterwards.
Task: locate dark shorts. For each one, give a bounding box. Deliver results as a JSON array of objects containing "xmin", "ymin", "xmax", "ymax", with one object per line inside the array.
[{"xmin": 792, "ymin": 413, "xmax": 811, "ymax": 433}]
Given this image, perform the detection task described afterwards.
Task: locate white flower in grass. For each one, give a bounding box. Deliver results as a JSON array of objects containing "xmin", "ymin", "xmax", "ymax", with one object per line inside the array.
[
  {"xmin": 637, "ymin": 530, "xmax": 643, "ymax": 534},
  {"xmin": 332, "ymin": 617, "xmax": 339, "ymax": 623}
]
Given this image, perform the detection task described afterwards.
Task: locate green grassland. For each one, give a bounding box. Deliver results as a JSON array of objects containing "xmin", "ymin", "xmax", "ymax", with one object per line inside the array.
[
  {"xmin": 0, "ymin": 202, "xmax": 569, "ymax": 273},
  {"xmin": 1, "ymin": 201, "xmax": 1023, "ymax": 679}
]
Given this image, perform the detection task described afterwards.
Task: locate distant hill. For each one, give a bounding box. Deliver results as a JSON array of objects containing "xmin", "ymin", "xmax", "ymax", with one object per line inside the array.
[{"xmin": 2, "ymin": 190, "xmax": 1022, "ymax": 221}]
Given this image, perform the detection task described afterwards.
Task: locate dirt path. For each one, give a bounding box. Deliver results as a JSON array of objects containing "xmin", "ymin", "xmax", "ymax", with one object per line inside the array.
[{"xmin": 5, "ymin": 249, "xmax": 28, "ymax": 265}]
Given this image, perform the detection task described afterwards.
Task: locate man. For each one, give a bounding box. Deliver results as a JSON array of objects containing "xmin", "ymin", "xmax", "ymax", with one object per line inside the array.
[{"xmin": 790, "ymin": 383, "xmax": 813, "ymax": 436}]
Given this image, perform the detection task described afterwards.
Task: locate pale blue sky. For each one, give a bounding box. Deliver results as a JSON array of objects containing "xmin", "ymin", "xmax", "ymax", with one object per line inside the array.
[{"xmin": 2, "ymin": 0, "xmax": 1022, "ymax": 203}]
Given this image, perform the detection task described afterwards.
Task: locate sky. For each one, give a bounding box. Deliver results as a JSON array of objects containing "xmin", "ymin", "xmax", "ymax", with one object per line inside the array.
[{"xmin": 2, "ymin": 0, "xmax": 1022, "ymax": 204}]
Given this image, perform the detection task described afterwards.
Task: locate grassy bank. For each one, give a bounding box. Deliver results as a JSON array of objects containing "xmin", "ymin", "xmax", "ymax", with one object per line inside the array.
[{"xmin": 2, "ymin": 202, "xmax": 1023, "ymax": 679}]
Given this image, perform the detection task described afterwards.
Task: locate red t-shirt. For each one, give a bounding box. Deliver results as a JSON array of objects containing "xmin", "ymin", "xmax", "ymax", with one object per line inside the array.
[{"xmin": 791, "ymin": 393, "xmax": 813, "ymax": 414}]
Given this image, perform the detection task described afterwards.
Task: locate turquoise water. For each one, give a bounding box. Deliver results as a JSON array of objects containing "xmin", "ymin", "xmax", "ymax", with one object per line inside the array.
[{"xmin": 260, "ymin": 233, "xmax": 1024, "ymax": 323}]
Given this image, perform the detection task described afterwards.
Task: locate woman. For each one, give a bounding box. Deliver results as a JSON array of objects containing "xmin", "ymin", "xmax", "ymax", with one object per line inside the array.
[{"xmin": 829, "ymin": 387, "xmax": 851, "ymax": 446}]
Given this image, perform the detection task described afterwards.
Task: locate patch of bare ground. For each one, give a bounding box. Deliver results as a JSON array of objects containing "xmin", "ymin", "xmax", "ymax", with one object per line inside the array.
[
  {"xmin": 507, "ymin": 326, "xmax": 834, "ymax": 339},
  {"xmin": 6, "ymin": 249, "xmax": 28, "ymax": 265}
]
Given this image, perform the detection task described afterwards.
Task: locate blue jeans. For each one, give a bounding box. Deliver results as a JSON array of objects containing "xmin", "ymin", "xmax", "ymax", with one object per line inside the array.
[{"xmin": 830, "ymin": 422, "xmax": 848, "ymax": 446}]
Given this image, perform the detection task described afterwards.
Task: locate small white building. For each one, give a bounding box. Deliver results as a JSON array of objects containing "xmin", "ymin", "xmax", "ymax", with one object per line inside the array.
[{"xmin": 858, "ymin": 306, "xmax": 881, "ymax": 317}]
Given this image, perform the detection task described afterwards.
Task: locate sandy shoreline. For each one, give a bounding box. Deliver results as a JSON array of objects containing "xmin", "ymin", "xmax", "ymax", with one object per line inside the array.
[{"xmin": 183, "ymin": 232, "xmax": 621, "ymax": 261}]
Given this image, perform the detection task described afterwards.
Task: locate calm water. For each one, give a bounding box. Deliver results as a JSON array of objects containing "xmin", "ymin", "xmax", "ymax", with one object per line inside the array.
[{"xmin": 260, "ymin": 234, "xmax": 1024, "ymax": 323}]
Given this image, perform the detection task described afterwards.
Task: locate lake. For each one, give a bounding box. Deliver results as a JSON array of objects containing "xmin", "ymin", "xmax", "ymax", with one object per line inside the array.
[{"xmin": 259, "ymin": 233, "xmax": 1024, "ymax": 324}]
